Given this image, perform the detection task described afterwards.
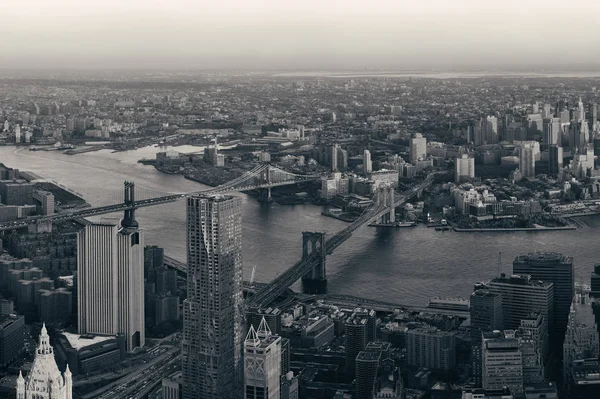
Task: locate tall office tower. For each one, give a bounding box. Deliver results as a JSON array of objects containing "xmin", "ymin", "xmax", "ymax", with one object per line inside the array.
[
  {"xmin": 339, "ymin": 148, "xmax": 348, "ymax": 171},
  {"xmin": 331, "ymin": 144, "xmax": 339, "ymax": 172},
  {"xmin": 532, "ymin": 102, "xmax": 540, "ymax": 114},
  {"xmin": 517, "ymin": 142, "xmax": 535, "ymax": 177},
  {"xmin": 575, "ymin": 97, "xmax": 586, "ymax": 121},
  {"xmin": 355, "ymin": 351, "xmax": 380, "ymax": 399},
  {"xmin": 455, "ymin": 154, "xmax": 475, "ymax": 183},
  {"xmin": 548, "ymin": 145, "xmax": 563, "ymax": 175},
  {"xmin": 563, "ymin": 286, "xmax": 599, "ymax": 391},
  {"xmin": 568, "ymin": 121, "xmax": 588, "ymax": 153},
  {"xmin": 485, "ymin": 116, "xmax": 499, "ymax": 144},
  {"xmin": 0, "ymin": 314, "xmax": 25, "ymax": 367},
  {"xmin": 244, "ymin": 318, "xmax": 282, "ymax": 399},
  {"xmin": 486, "ymin": 274, "xmax": 554, "ymax": 334},
  {"xmin": 542, "ymin": 117, "xmax": 561, "ymax": 146},
  {"xmin": 518, "ymin": 313, "xmax": 549, "ymax": 366},
  {"xmin": 16, "ymin": 324, "xmax": 72, "ymax": 399},
  {"xmin": 363, "ymin": 149, "xmax": 372, "ymax": 174},
  {"xmin": 144, "ymin": 245, "xmax": 164, "ymax": 278},
  {"xmin": 409, "ymin": 133, "xmax": 427, "ymax": 164},
  {"xmin": 560, "ymin": 109, "xmax": 571, "ymax": 125},
  {"xmin": 14, "ymin": 124, "xmax": 21, "ymax": 144},
  {"xmin": 182, "ymin": 195, "xmax": 244, "ymax": 399},
  {"xmin": 473, "ymin": 119, "xmax": 485, "ymax": 146},
  {"xmin": 482, "ymin": 330, "xmax": 523, "ymax": 397},
  {"xmin": 513, "ymin": 253, "xmax": 574, "ymax": 353},
  {"xmin": 518, "ymin": 332, "xmax": 544, "ymax": 384},
  {"xmin": 470, "ymin": 290, "xmax": 503, "ymax": 341},
  {"xmin": 406, "ymin": 327, "xmax": 456, "ymax": 371},
  {"xmin": 280, "ymin": 372, "xmax": 299, "ymax": 399},
  {"xmin": 77, "ymin": 214, "xmax": 145, "ymax": 351},
  {"xmin": 591, "ymin": 264, "xmax": 600, "ymax": 298},
  {"xmin": 590, "ymin": 103, "xmax": 598, "ymax": 125},
  {"xmin": 542, "ymin": 103, "xmax": 552, "ymax": 119},
  {"xmin": 345, "ymin": 315, "xmax": 368, "ymax": 376}
]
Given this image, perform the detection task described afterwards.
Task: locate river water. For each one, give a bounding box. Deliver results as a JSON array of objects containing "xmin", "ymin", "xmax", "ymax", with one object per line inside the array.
[{"xmin": 2, "ymin": 146, "xmax": 599, "ymax": 306}]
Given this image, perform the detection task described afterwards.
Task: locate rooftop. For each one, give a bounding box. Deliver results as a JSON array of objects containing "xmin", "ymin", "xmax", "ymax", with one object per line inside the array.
[
  {"xmin": 0, "ymin": 314, "xmax": 23, "ymax": 329},
  {"xmin": 490, "ymin": 274, "xmax": 552, "ymax": 288},
  {"xmin": 62, "ymin": 332, "xmax": 115, "ymax": 350},
  {"xmin": 356, "ymin": 350, "xmax": 381, "ymax": 362},
  {"xmin": 514, "ymin": 252, "xmax": 573, "ymax": 264}
]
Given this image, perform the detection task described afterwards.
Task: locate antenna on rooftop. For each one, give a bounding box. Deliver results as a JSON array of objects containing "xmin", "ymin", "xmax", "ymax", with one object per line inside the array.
[{"xmin": 250, "ymin": 265, "xmax": 256, "ymax": 285}]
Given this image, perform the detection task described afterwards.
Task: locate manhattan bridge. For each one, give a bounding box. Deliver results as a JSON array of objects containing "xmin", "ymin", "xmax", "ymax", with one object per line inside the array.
[{"xmin": 0, "ymin": 163, "xmax": 436, "ymax": 309}]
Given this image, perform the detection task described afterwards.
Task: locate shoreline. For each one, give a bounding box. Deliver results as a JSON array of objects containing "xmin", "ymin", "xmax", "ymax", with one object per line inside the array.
[{"xmin": 452, "ymin": 225, "xmax": 576, "ymax": 232}]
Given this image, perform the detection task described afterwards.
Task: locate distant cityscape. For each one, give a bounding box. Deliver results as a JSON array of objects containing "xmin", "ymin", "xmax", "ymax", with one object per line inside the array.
[{"xmin": 1, "ymin": 72, "xmax": 600, "ymax": 399}]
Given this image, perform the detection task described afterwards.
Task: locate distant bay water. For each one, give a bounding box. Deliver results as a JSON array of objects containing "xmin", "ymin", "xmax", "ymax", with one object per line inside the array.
[{"xmin": 2, "ymin": 145, "xmax": 599, "ymax": 306}]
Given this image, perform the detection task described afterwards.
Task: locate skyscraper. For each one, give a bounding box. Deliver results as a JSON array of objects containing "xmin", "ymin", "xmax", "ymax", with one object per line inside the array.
[
  {"xmin": 482, "ymin": 330, "xmax": 523, "ymax": 397},
  {"xmin": 519, "ymin": 313, "xmax": 549, "ymax": 366},
  {"xmin": 542, "ymin": 117, "xmax": 561, "ymax": 146},
  {"xmin": 591, "ymin": 264, "xmax": 600, "ymax": 297},
  {"xmin": 455, "ymin": 154, "xmax": 475, "ymax": 183},
  {"xmin": 563, "ymin": 285, "xmax": 599, "ymax": 392},
  {"xmin": 513, "ymin": 253, "xmax": 574, "ymax": 352},
  {"xmin": 409, "ymin": 133, "xmax": 427, "ymax": 164},
  {"xmin": 486, "ymin": 116, "xmax": 499, "ymax": 144},
  {"xmin": 17, "ymin": 324, "xmax": 72, "ymax": 399},
  {"xmin": 345, "ymin": 315, "xmax": 368, "ymax": 376},
  {"xmin": 406, "ymin": 327, "xmax": 456, "ymax": 371},
  {"xmin": 77, "ymin": 214, "xmax": 145, "ymax": 351},
  {"xmin": 486, "ymin": 274, "xmax": 554, "ymax": 333},
  {"xmin": 363, "ymin": 149, "xmax": 372, "ymax": 174},
  {"xmin": 470, "ymin": 289, "xmax": 503, "ymax": 341},
  {"xmin": 548, "ymin": 145, "xmax": 563, "ymax": 175},
  {"xmin": 355, "ymin": 351, "xmax": 380, "ymax": 399},
  {"xmin": 517, "ymin": 142, "xmax": 535, "ymax": 177},
  {"xmin": 244, "ymin": 317, "xmax": 282, "ymax": 399},
  {"xmin": 331, "ymin": 144, "xmax": 339, "ymax": 172},
  {"xmin": 182, "ymin": 195, "xmax": 244, "ymax": 399}
]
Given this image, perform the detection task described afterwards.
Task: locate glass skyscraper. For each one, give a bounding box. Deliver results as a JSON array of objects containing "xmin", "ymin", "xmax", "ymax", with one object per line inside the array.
[{"xmin": 182, "ymin": 195, "xmax": 244, "ymax": 399}]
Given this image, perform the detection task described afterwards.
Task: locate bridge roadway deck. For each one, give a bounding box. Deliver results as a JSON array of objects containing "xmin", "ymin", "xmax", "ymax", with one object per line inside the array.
[
  {"xmin": 248, "ymin": 175, "xmax": 436, "ymax": 308},
  {"xmin": 160, "ymin": 175, "xmax": 435, "ymax": 309},
  {"xmin": 0, "ymin": 170, "xmax": 321, "ymax": 232}
]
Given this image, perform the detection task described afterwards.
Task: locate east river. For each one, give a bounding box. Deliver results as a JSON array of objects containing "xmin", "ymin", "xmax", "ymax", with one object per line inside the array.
[{"xmin": 2, "ymin": 146, "xmax": 599, "ymax": 306}]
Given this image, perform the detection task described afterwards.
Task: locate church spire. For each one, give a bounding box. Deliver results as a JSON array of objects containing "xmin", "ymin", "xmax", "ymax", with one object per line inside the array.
[{"xmin": 37, "ymin": 322, "xmax": 53, "ymax": 355}]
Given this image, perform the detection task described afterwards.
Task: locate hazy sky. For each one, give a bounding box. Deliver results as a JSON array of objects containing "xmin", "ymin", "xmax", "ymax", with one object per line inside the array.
[{"xmin": 2, "ymin": 0, "xmax": 600, "ymax": 70}]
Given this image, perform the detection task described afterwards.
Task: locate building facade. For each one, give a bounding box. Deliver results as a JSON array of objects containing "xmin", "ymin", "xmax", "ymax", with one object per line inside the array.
[
  {"xmin": 406, "ymin": 327, "xmax": 456, "ymax": 371},
  {"xmin": 482, "ymin": 331, "xmax": 523, "ymax": 397},
  {"xmin": 77, "ymin": 217, "xmax": 145, "ymax": 351},
  {"xmin": 470, "ymin": 289, "xmax": 503, "ymax": 340},
  {"xmin": 409, "ymin": 133, "xmax": 427, "ymax": 164},
  {"xmin": 486, "ymin": 274, "xmax": 554, "ymax": 334},
  {"xmin": 182, "ymin": 195, "xmax": 244, "ymax": 399},
  {"xmin": 455, "ymin": 154, "xmax": 475, "ymax": 182},
  {"xmin": 244, "ymin": 318, "xmax": 282, "ymax": 399},
  {"xmin": 563, "ymin": 286, "xmax": 599, "ymax": 393},
  {"xmin": 513, "ymin": 252, "xmax": 574, "ymax": 352}
]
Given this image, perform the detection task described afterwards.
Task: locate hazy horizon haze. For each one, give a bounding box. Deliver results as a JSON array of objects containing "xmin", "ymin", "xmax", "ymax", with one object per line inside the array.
[{"xmin": 2, "ymin": 0, "xmax": 600, "ymax": 71}]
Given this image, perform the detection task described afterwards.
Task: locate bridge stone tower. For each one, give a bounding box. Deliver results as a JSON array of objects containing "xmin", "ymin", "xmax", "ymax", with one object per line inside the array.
[
  {"xmin": 301, "ymin": 231, "xmax": 328, "ymax": 294},
  {"xmin": 122, "ymin": 181, "xmax": 139, "ymax": 228},
  {"xmin": 377, "ymin": 184, "xmax": 395, "ymax": 224},
  {"xmin": 258, "ymin": 165, "xmax": 273, "ymax": 202}
]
